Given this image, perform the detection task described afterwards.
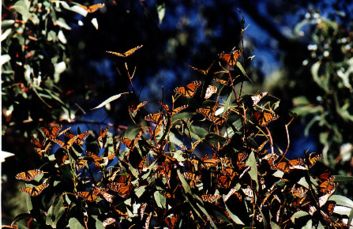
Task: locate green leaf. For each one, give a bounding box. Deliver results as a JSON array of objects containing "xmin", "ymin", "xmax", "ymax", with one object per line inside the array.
[
  {"xmin": 173, "ymin": 150, "xmax": 185, "ymax": 162},
  {"xmin": 11, "ymin": 0, "xmax": 31, "ymax": 21},
  {"xmin": 190, "ymin": 125, "xmax": 208, "ymax": 139},
  {"xmin": 157, "ymin": 3, "xmax": 165, "ymax": 24},
  {"xmin": 91, "ymin": 92, "xmax": 130, "ymax": 110},
  {"xmin": 91, "ymin": 215, "xmax": 104, "ymax": 229},
  {"xmin": 224, "ymin": 202, "xmax": 244, "ymax": 225},
  {"xmin": 154, "ymin": 191, "xmax": 166, "ymax": 209},
  {"xmin": 329, "ymin": 195, "xmax": 353, "ymax": 208},
  {"xmin": 196, "ymin": 202, "xmax": 217, "ymax": 229},
  {"xmin": 236, "ymin": 62, "xmax": 253, "ymax": 83},
  {"xmin": 177, "ymin": 169, "xmax": 191, "ymax": 194},
  {"xmin": 46, "ymin": 195, "xmax": 65, "ymax": 227},
  {"xmin": 135, "ymin": 185, "xmax": 146, "ymax": 198},
  {"xmin": 270, "ymin": 221, "xmax": 281, "ymax": 229},
  {"xmin": 68, "ymin": 217, "xmax": 84, "ymax": 229},
  {"xmin": 290, "ymin": 210, "xmax": 309, "ymax": 223},
  {"xmin": 334, "ymin": 175, "xmax": 353, "ymax": 182},
  {"xmin": 303, "ymin": 219, "xmax": 312, "ymax": 229},
  {"xmin": 245, "ymin": 151, "xmax": 259, "ymax": 190}
]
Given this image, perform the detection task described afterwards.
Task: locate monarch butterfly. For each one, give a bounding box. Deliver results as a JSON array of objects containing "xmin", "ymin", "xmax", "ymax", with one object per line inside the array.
[
  {"xmin": 318, "ymin": 170, "xmax": 332, "ymax": 181},
  {"xmin": 171, "ymin": 105, "xmax": 189, "ymax": 115},
  {"xmin": 106, "ymin": 45, "xmax": 143, "ymax": 58},
  {"xmin": 274, "ymin": 161, "xmax": 290, "ymax": 173},
  {"xmin": 144, "ymin": 112, "xmax": 163, "ymax": 123},
  {"xmin": 20, "ymin": 182, "xmax": 49, "ymax": 196},
  {"xmin": 77, "ymin": 189, "xmax": 100, "ymax": 202},
  {"xmin": 78, "ymin": 3, "xmax": 105, "ymax": 13},
  {"xmin": 236, "ymin": 152, "xmax": 248, "ymax": 170},
  {"xmin": 319, "ymin": 179, "xmax": 335, "ymax": 194},
  {"xmin": 65, "ymin": 131, "xmax": 90, "ymax": 146},
  {"xmin": 324, "ymin": 201, "xmax": 336, "ymax": 215},
  {"xmin": 107, "ymin": 182, "xmax": 132, "ymax": 198},
  {"xmin": 86, "ymin": 152, "xmax": 104, "ymax": 168},
  {"xmin": 183, "ymin": 172, "xmax": 201, "ymax": 188},
  {"xmin": 253, "ymin": 110, "xmax": 278, "ymax": 127},
  {"xmin": 307, "ymin": 152, "xmax": 321, "ymax": 168},
  {"xmin": 129, "ymin": 101, "xmax": 148, "ymax": 118},
  {"xmin": 204, "ymin": 85, "xmax": 217, "ymax": 99},
  {"xmin": 197, "ymin": 107, "xmax": 226, "ymax": 126},
  {"xmin": 32, "ymin": 137, "xmax": 50, "ymax": 157},
  {"xmin": 189, "ymin": 64, "xmax": 212, "ymax": 76},
  {"xmin": 16, "ymin": 169, "xmax": 46, "ymax": 181},
  {"xmin": 97, "ymin": 127, "xmax": 109, "ymax": 148},
  {"xmin": 41, "ymin": 126, "xmax": 61, "ymax": 140},
  {"xmin": 174, "ymin": 80, "xmax": 202, "ymax": 98},
  {"xmin": 201, "ymin": 194, "xmax": 221, "ymax": 203},
  {"xmin": 219, "ymin": 50, "xmax": 240, "ymax": 67}
]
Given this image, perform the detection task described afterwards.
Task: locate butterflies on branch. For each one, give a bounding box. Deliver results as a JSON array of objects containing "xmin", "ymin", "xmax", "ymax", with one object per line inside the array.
[
  {"xmin": 174, "ymin": 81, "xmax": 202, "ymax": 98},
  {"xmin": 106, "ymin": 45, "xmax": 143, "ymax": 58}
]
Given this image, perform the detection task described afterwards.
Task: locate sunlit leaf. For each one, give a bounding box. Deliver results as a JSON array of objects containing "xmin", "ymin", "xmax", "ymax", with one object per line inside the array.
[
  {"xmin": 245, "ymin": 151, "xmax": 258, "ymax": 190},
  {"xmin": 154, "ymin": 191, "xmax": 166, "ymax": 209},
  {"xmin": 68, "ymin": 217, "xmax": 85, "ymax": 229},
  {"xmin": 290, "ymin": 210, "xmax": 309, "ymax": 223},
  {"xmin": 91, "ymin": 92, "xmax": 130, "ymax": 110}
]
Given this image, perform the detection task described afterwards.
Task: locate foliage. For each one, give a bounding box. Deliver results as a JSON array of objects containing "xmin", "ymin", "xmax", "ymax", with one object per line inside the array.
[
  {"xmin": 7, "ymin": 50, "xmax": 352, "ymax": 228},
  {"xmin": 290, "ymin": 14, "xmax": 353, "ymax": 180},
  {"xmin": 1, "ymin": 0, "xmax": 103, "ymax": 135}
]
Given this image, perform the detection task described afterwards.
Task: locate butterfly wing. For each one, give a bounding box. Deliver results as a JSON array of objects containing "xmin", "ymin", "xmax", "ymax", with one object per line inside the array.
[
  {"xmin": 16, "ymin": 169, "xmax": 46, "ymax": 181},
  {"xmin": 174, "ymin": 81, "xmax": 201, "ymax": 98}
]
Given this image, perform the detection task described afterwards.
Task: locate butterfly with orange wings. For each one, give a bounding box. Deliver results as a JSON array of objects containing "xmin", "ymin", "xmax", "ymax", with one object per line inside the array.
[
  {"xmin": 16, "ymin": 169, "xmax": 47, "ymax": 182},
  {"xmin": 219, "ymin": 49, "xmax": 241, "ymax": 67},
  {"xmin": 253, "ymin": 110, "xmax": 278, "ymax": 127},
  {"xmin": 78, "ymin": 3, "xmax": 105, "ymax": 13},
  {"xmin": 108, "ymin": 182, "xmax": 132, "ymax": 198},
  {"xmin": 129, "ymin": 101, "xmax": 148, "ymax": 118},
  {"xmin": 174, "ymin": 80, "xmax": 202, "ymax": 98},
  {"xmin": 106, "ymin": 45, "xmax": 143, "ymax": 58},
  {"xmin": 21, "ymin": 182, "xmax": 49, "ymax": 196},
  {"xmin": 77, "ymin": 189, "xmax": 100, "ymax": 202},
  {"xmin": 197, "ymin": 107, "xmax": 226, "ymax": 126},
  {"xmin": 201, "ymin": 194, "xmax": 221, "ymax": 204}
]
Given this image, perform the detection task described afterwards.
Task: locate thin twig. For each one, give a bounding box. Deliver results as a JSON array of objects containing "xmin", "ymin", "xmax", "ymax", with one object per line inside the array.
[{"xmin": 279, "ymin": 117, "xmax": 294, "ymax": 161}]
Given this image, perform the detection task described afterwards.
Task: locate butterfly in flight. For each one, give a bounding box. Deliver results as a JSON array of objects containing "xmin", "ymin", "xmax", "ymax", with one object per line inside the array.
[
  {"xmin": 78, "ymin": 3, "xmax": 105, "ymax": 13},
  {"xmin": 106, "ymin": 45, "xmax": 143, "ymax": 58},
  {"xmin": 174, "ymin": 80, "xmax": 202, "ymax": 98}
]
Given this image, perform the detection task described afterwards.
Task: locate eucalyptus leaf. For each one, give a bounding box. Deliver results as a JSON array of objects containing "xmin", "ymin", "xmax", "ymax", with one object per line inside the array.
[
  {"xmin": 68, "ymin": 217, "xmax": 84, "ymax": 229},
  {"xmin": 154, "ymin": 191, "xmax": 166, "ymax": 209},
  {"xmin": 290, "ymin": 210, "xmax": 309, "ymax": 223},
  {"xmin": 245, "ymin": 151, "xmax": 259, "ymax": 190}
]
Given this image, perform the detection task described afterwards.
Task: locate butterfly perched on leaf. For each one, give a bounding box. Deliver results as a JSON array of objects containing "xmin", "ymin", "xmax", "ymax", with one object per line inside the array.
[
  {"xmin": 253, "ymin": 110, "xmax": 278, "ymax": 127},
  {"xmin": 78, "ymin": 3, "xmax": 105, "ymax": 13},
  {"xmin": 77, "ymin": 188, "xmax": 101, "ymax": 202},
  {"xmin": 107, "ymin": 182, "xmax": 132, "ymax": 198},
  {"xmin": 16, "ymin": 169, "xmax": 47, "ymax": 182},
  {"xmin": 106, "ymin": 45, "xmax": 143, "ymax": 58},
  {"xmin": 20, "ymin": 182, "xmax": 49, "ymax": 196},
  {"xmin": 219, "ymin": 49, "xmax": 241, "ymax": 67},
  {"xmin": 174, "ymin": 80, "xmax": 202, "ymax": 98},
  {"xmin": 197, "ymin": 107, "xmax": 226, "ymax": 126}
]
